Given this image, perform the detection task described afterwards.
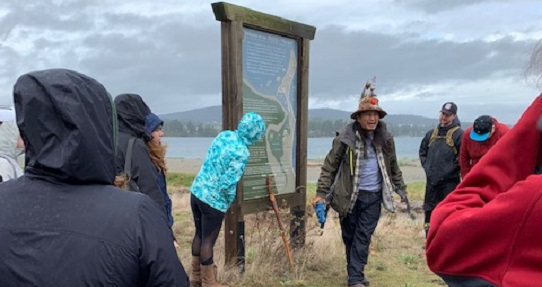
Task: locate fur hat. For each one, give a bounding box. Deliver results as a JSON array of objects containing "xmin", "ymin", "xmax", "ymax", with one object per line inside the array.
[{"xmin": 350, "ymin": 82, "xmax": 387, "ymax": 119}]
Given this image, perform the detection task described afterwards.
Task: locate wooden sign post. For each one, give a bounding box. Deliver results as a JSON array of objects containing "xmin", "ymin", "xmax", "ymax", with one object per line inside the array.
[{"xmin": 212, "ymin": 2, "xmax": 315, "ymax": 269}]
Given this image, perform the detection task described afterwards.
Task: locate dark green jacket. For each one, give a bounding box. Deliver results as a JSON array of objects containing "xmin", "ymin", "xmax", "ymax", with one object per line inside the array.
[{"xmin": 316, "ymin": 121, "xmax": 406, "ymax": 217}]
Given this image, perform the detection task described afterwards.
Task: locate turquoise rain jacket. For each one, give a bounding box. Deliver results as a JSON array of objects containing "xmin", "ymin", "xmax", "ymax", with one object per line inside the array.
[{"xmin": 191, "ymin": 112, "xmax": 266, "ymax": 212}]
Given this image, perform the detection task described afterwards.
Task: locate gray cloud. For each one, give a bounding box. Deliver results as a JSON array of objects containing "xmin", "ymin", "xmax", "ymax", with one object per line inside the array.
[
  {"xmin": 77, "ymin": 12, "xmax": 222, "ymax": 112},
  {"xmin": 1, "ymin": 0, "xmax": 94, "ymax": 32},
  {"xmin": 310, "ymin": 28, "xmax": 535, "ymax": 97},
  {"xmin": 0, "ymin": 0, "xmax": 540, "ymax": 125},
  {"xmin": 394, "ymin": 0, "xmax": 509, "ymax": 14}
]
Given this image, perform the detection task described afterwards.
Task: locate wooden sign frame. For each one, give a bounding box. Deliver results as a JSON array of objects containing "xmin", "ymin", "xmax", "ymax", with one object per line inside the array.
[{"xmin": 212, "ymin": 2, "xmax": 315, "ymax": 268}]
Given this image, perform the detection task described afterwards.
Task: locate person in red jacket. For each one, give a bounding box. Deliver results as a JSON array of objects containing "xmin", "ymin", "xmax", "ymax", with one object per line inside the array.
[
  {"xmin": 426, "ymin": 95, "xmax": 542, "ymax": 286},
  {"xmin": 426, "ymin": 42, "xmax": 542, "ymax": 286},
  {"xmin": 459, "ymin": 115, "xmax": 509, "ymax": 178}
]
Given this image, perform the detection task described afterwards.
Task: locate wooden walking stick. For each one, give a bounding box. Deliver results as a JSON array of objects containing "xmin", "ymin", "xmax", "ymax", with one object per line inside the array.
[{"xmin": 266, "ymin": 175, "xmax": 295, "ymax": 273}]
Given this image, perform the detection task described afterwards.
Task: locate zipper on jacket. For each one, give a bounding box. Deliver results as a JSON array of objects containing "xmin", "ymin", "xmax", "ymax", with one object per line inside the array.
[{"xmin": 348, "ymin": 147, "xmax": 353, "ymax": 176}]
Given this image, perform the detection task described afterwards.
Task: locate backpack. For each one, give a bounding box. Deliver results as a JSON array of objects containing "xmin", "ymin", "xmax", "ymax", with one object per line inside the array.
[
  {"xmin": 428, "ymin": 126, "xmax": 460, "ymax": 155},
  {"xmin": 115, "ymin": 138, "xmax": 140, "ymax": 192}
]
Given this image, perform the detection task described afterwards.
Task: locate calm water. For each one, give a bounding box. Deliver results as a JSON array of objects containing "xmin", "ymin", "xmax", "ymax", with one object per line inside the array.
[{"xmin": 162, "ymin": 136, "xmax": 422, "ymax": 160}]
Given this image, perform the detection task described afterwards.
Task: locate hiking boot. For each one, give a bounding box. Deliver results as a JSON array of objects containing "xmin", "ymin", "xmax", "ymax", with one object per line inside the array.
[
  {"xmin": 190, "ymin": 256, "xmax": 201, "ymax": 287},
  {"xmin": 201, "ymin": 264, "xmax": 227, "ymax": 287},
  {"xmin": 348, "ymin": 277, "xmax": 369, "ymax": 287}
]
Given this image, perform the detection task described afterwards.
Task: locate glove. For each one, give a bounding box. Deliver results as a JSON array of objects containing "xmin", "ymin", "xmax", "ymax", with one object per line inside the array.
[{"xmin": 315, "ymin": 201, "xmax": 326, "ymax": 225}]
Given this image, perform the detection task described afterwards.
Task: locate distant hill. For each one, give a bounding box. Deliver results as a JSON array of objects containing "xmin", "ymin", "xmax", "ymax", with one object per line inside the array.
[
  {"xmin": 160, "ymin": 106, "xmax": 222, "ymax": 123},
  {"xmin": 160, "ymin": 106, "xmax": 437, "ymax": 127},
  {"xmin": 309, "ymin": 108, "xmax": 351, "ymax": 121},
  {"xmin": 159, "ymin": 106, "xmax": 448, "ymax": 137}
]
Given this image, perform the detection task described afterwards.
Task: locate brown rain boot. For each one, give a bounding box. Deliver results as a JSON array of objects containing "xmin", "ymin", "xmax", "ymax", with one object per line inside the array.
[
  {"xmin": 190, "ymin": 256, "xmax": 202, "ymax": 287},
  {"xmin": 201, "ymin": 264, "xmax": 227, "ymax": 287}
]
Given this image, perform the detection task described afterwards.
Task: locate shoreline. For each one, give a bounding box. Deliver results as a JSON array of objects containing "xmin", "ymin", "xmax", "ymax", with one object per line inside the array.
[{"xmin": 166, "ymin": 157, "xmax": 425, "ymax": 183}]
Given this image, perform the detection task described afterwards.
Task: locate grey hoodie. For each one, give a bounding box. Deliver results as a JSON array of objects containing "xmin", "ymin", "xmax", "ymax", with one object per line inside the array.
[{"xmin": 0, "ymin": 120, "xmax": 23, "ymax": 181}]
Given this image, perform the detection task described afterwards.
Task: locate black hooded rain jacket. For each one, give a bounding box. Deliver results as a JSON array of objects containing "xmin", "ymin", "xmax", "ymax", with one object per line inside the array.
[
  {"xmin": 0, "ymin": 69, "xmax": 188, "ymax": 286},
  {"xmin": 114, "ymin": 93, "xmax": 166, "ymax": 216}
]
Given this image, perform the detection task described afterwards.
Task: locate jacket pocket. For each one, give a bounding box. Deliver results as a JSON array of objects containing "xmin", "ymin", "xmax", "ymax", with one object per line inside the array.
[{"xmin": 330, "ymin": 177, "xmax": 351, "ymax": 217}]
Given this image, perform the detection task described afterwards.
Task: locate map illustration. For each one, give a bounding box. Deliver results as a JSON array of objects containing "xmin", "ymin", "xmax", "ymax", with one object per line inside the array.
[{"xmin": 241, "ymin": 28, "xmax": 298, "ymax": 200}]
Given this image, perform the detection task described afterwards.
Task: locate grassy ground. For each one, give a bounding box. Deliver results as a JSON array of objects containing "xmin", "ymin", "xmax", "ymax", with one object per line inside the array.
[{"xmin": 168, "ymin": 172, "xmax": 446, "ymax": 287}]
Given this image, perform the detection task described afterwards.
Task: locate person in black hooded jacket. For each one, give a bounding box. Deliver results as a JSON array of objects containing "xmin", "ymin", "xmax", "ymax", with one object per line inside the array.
[
  {"xmin": 0, "ymin": 69, "xmax": 188, "ymax": 286},
  {"xmin": 114, "ymin": 93, "xmax": 166, "ymax": 216}
]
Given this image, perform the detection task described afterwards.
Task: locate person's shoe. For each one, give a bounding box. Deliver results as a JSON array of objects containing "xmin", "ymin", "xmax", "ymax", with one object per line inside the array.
[
  {"xmin": 361, "ymin": 277, "xmax": 370, "ymax": 286},
  {"xmin": 347, "ymin": 284, "xmax": 367, "ymax": 287},
  {"xmin": 201, "ymin": 264, "xmax": 227, "ymax": 287},
  {"xmin": 189, "ymin": 256, "xmax": 201, "ymax": 287}
]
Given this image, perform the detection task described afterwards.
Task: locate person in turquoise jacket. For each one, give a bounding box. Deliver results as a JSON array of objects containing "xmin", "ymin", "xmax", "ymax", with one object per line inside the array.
[{"xmin": 189, "ymin": 112, "xmax": 265, "ymax": 287}]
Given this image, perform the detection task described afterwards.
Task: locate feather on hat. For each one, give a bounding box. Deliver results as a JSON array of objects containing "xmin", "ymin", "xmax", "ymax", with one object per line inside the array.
[{"xmin": 350, "ymin": 82, "xmax": 387, "ymax": 119}]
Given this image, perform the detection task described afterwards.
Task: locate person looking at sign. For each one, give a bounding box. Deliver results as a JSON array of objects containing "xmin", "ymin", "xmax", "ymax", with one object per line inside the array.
[
  {"xmin": 312, "ymin": 83, "xmax": 407, "ymax": 287},
  {"xmin": 189, "ymin": 112, "xmax": 266, "ymax": 287}
]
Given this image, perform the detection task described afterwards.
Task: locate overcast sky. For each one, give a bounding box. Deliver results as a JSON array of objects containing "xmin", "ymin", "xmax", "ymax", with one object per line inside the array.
[{"xmin": 1, "ymin": 0, "xmax": 541, "ymax": 124}]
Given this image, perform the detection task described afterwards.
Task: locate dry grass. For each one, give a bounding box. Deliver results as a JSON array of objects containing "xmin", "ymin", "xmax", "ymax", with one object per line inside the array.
[{"xmin": 170, "ymin": 181, "xmax": 445, "ymax": 287}]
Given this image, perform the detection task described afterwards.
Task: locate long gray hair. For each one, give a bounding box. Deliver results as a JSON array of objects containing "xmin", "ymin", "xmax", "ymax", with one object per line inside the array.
[{"xmin": 526, "ymin": 39, "xmax": 542, "ymax": 90}]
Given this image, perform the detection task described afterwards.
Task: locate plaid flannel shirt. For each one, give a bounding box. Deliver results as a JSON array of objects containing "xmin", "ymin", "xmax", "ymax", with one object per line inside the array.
[{"xmin": 347, "ymin": 130, "xmax": 380, "ymax": 213}]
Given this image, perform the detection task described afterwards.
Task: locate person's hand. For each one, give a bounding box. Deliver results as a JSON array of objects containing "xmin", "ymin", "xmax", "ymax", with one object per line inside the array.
[
  {"xmin": 312, "ymin": 195, "xmax": 325, "ymax": 208},
  {"xmin": 173, "ymin": 240, "xmax": 179, "ymax": 248},
  {"xmin": 396, "ymin": 189, "xmax": 408, "ymax": 202}
]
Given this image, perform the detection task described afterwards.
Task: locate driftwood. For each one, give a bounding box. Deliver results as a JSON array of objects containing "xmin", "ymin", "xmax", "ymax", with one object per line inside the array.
[{"xmin": 266, "ymin": 175, "xmax": 295, "ymax": 273}]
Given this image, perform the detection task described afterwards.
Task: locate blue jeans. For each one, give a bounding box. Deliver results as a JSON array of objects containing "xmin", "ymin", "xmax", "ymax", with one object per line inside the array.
[{"xmin": 340, "ymin": 191, "xmax": 382, "ymax": 285}]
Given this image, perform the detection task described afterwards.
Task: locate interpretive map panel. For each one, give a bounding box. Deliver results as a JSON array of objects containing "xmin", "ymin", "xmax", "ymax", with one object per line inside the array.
[{"xmin": 241, "ymin": 28, "xmax": 298, "ymax": 200}]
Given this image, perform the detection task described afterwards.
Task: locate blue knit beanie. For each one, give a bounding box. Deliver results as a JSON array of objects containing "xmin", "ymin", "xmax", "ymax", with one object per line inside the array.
[{"xmin": 144, "ymin": 113, "xmax": 163, "ymax": 136}]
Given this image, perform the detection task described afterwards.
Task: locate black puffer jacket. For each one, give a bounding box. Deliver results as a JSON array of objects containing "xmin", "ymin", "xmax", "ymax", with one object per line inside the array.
[
  {"xmin": 419, "ymin": 118, "xmax": 464, "ymax": 184},
  {"xmin": 0, "ymin": 69, "xmax": 188, "ymax": 286},
  {"xmin": 114, "ymin": 94, "xmax": 166, "ymax": 215}
]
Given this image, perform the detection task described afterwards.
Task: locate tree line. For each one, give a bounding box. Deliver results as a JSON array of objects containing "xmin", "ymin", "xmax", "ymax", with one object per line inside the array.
[
  {"xmin": 162, "ymin": 120, "xmax": 220, "ymax": 137},
  {"xmin": 308, "ymin": 119, "xmax": 433, "ymax": 137},
  {"xmin": 162, "ymin": 119, "xmax": 434, "ymax": 137}
]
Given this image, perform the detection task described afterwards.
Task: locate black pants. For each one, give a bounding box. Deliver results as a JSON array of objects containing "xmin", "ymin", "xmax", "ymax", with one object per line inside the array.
[
  {"xmin": 423, "ymin": 178, "xmax": 460, "ymax": 226},
  {"xmin": 340, "ymin": 191, "xmax": 382, "ymax": 285},
  {"xmin": 190, "ymin": 194, "xmax": 225, "ymax": 266}
]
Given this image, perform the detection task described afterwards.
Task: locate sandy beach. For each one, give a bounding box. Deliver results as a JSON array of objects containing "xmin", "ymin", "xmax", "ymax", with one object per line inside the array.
[{"xmin": 166, "ymin": 158, "xmax": 425, "ymax": 183}]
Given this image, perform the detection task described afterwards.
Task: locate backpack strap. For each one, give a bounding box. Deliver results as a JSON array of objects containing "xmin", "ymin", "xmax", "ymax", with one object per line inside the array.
[
  {"xmin": 124, "ymin": 138, "xmax": 136, "ymax": 177},
  {"xmin": 446, "ymin": 126, "xmax": 460, "ymax": 155},
  {"xmin": 428, "ymin": 126, "xmax": 460, "ymax": 155},
  {"xmin": 428, "ymin": 127, "xmax": 440, "ymax": 147}
]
